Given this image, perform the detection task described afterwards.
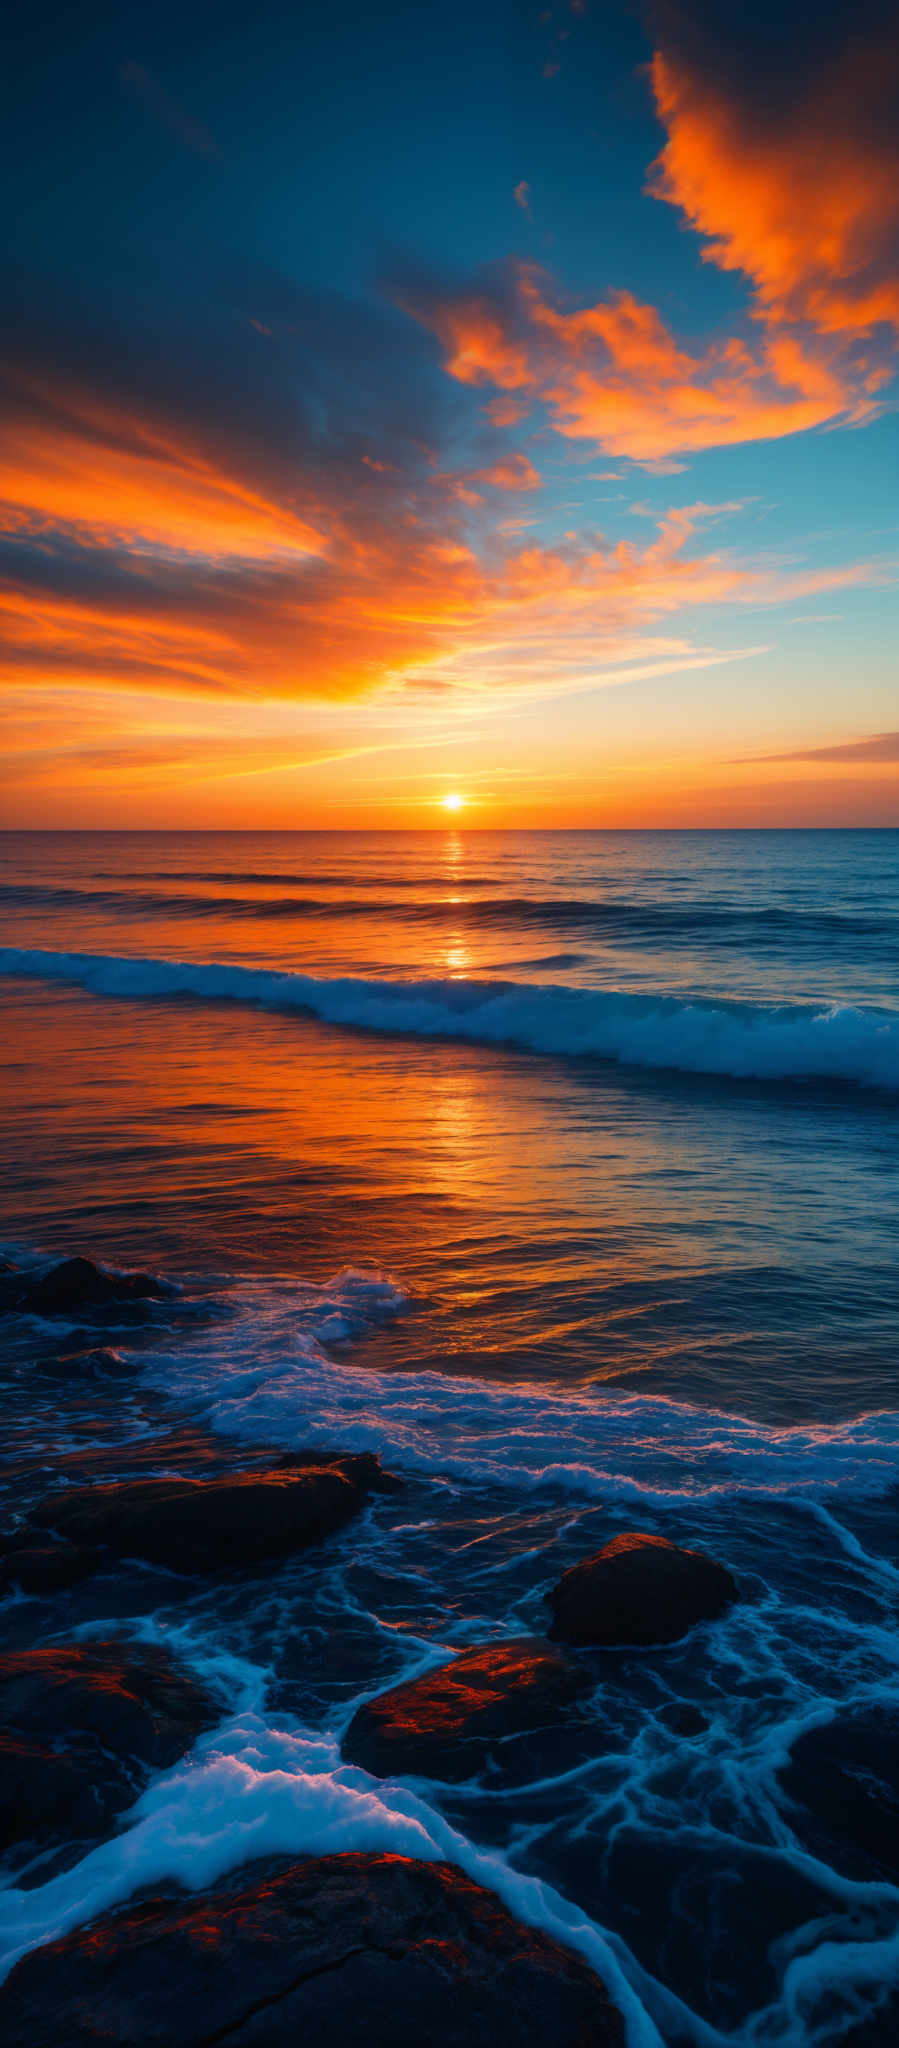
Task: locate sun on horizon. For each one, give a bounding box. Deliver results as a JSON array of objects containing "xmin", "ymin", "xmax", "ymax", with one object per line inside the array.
[{"xmin": 441, "ymin": 792, "xmax": 466, "ymax": 812}]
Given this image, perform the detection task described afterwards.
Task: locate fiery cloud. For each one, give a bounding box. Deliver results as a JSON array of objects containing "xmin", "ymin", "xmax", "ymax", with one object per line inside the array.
[
  {"xmin": 0, "ymin": 372, "xmax": 324, "ymax": 563},
  {"xmin": 1, "ymin": 369, "xmax": 874, "ymax": 725},
  {"xmin": 401, "ymin": 264, "xmax": 884, "ymax": 462},
  {"xmin": 399, "ymin": 4, "xmax": 898, "ymax": 464},
  {"xmin": 648, "ymin": 2, "xmax": 899, "ymax": 341}
]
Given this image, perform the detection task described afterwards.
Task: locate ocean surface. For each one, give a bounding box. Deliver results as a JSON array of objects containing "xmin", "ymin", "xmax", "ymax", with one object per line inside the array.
[{"xmin": 0, "ymin": 828, "xmax": 897, "ymax": 2043}]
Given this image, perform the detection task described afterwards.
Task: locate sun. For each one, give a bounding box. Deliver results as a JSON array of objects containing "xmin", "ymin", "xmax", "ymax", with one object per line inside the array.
[{"xmin": 440, "ymin": 792, "xmax": 465, "ymax": 812}]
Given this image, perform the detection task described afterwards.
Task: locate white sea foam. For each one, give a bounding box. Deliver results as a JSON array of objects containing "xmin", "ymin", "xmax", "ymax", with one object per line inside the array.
[
  {"xmin": 2, "ymin": 1691, "xmax": 897, "ymax": 2047},
  {"xmin": 0, "ymin": 1712, "xmax": 668, "ymax": 2046},
  {"xmin": 3, "ymin": 1271, "xmax": 898, "ymax": 2045},
  {"xmin": 143, "ymin": 1276, "xmax": 899, "ymax": 1507},
  {"xmin": 2, "ymin": 946, "xmax": 899, "ymax": 1091}
]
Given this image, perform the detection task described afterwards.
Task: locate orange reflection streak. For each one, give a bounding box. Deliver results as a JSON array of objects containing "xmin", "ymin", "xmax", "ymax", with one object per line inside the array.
[{"xmin": 443, "ymin": 939, "xmax": 472, "ymax": 977}]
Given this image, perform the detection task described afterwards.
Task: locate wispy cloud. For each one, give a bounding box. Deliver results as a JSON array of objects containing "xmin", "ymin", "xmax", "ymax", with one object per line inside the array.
[{"xmin": 744, "ymin": 731, "xmax": 899, "ymax": 765}]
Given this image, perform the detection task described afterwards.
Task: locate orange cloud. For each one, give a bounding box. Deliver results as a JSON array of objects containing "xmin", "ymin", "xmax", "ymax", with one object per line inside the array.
[
  {"xmin": 648, "ymin": 28, "xmax": 899, "ymax": 340},
  {"xmin": 0, "ymin": 330, "xmax": 885, "ymax": 739},
  {"xmin": 485, "ymin": 396, "xmax": 531, "ymax": 427},
  {"xmin": 404, "ymin": 285, "xmax": 534, "ymax": 392},
  {"xmin": 430, "ymin": 449, "xmax": 542, "ymax": 505},
  {"xmin": 0, "ymin": 348, "xmax": 495, "ymax": 701},
  {"xmin": 472, "ymin": 452, "xmax": 541, "ymax": 491},
  {"xmin": 0, "ymin": 421, "xmax": 877, "ymax": 725},
  {"xmin": 491, "ymin": 501, "xmax": 879, "ymax": 639},
  {"xmin": 400, "ymin": 8, "xmax": 897, "ymax": 467},
  {"xmin": 404, "ymin": 266, "xmax": 878, "ymax": 463},
  {"xmin": 0, "ymin": 369, "xmax": 323, "ymax": 561}
]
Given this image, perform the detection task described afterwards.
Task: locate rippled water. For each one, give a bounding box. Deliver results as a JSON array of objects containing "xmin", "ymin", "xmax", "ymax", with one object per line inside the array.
[{"xmin": 1, "ymin": 829, "xmax": 897, "ymax": 2044}]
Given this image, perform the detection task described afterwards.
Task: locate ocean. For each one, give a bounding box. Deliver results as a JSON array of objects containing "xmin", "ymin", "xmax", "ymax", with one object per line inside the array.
[{"xmin": 1, "ymin": 828, "xmax": 897, "ymax": 2044}]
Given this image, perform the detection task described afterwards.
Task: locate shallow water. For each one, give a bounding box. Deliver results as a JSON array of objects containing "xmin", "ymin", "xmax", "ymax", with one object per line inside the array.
[{"xmin": 1, "ymin": 829, "xmax": 897, "ymax": 2044}]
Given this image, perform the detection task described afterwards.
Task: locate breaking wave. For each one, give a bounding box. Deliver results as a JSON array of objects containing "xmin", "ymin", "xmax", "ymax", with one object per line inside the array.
[
  {"xmin": 142, "ymin": 1273, "xmax": 899, "ymax": 1508},
  {"xmin": 2, "ymin": 945, "xmax": 899, "ymax": 1092}
]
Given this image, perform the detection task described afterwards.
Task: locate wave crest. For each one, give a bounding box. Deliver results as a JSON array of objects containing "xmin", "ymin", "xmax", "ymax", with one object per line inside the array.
[{"xmin": 1, "ymin": 945, "xmax": 898, "ymax": 1092}]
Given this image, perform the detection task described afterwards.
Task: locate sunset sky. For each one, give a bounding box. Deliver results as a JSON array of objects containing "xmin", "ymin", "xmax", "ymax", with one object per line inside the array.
[{"xmin": 1, "ymin": 0, "xmax": 897, "ymax": 828}]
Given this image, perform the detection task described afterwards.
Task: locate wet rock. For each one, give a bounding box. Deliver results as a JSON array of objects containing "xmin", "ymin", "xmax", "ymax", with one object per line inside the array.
[
  {"xmin": 594, "ymin": 1822, "xmax": 834, "ymax": 2033},
  {"xmin": 657, "ymin": 1702, "xmax": 710, "ymax": 1737},
  {"xmin": 29, "ymin": 1452, "xmax": 400, "ymax": 1575},
  {"xmin": 0, "ymin": 1540, "xmax": 100, "ymax": 1594},
  {"xmin": 0, "ymin": 1851, "xmax": 626, "ymax": 2046},
  {"xmin": 0, "ymin": 1640, "xmax": 217, "ymax": 1873},
  {"xmin": 778, "ymin": 1705, "xmax": 899, "ymax": 1884},
  {"xmin": 0, "ymin": 1257, "xmax": 170, "ymax": 1318},
  {"xmin": 271, "ymin": 1448, "xmax": 402, "ymax": 1495},
  {"xmin": 53, "ymin": 1347, "xmax": 135, "ymax": 1379},
  {"xmin": 549, "ymin": 1532, "xmax": 737, "ymax": 1647},
  {"xmin": 343, "ymin": 1638, "xmax": 590, "ymax": 1782}
]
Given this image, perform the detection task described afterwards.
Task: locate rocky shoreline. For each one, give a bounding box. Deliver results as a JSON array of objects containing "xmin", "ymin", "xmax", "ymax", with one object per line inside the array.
[
  {"xmin": 1, "ymin": 1851, "xmax": 626, "ymax": 2047},
  {"xmin": 2, "ymin": 1249, "xmax": 893, "ymax": 2045}
]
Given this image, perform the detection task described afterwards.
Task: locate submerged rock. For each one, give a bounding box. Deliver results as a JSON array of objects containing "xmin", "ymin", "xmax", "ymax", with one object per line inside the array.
[
  {"xmin": 549, "ymin": 1532, "xmax": 737, "ymax": 1646},
  {"xmin": 596, "ymin": 1818, "xmax": 834, "ymax": 2033},
  {"xmin": 842, "ymin": 1992, "xmax": 899, "ymax": 2046},
  {"xmin": 0, "ymin": 1640, "xmax": 217, "ymax": 1872},
  {"xmin": 0, "ymin": 1256, "xmax": 170, "ymax": 1318},
  {"xmin": 342, "ymin": 1638, "xmax": 589, "ymax": 1782},
  {"xmin": 0, "ymin": 1539, "xmax": 100, "ymax": 1594},
  {"xmin": 778, "ymin": 1705, "xmax": 899, "ymax": 1884},
  {"xmin": 656, "ymin": 1700, "xmax": 710, "ymax": 1738},
  {"xmin": 0, "ymin": 1852, "xmax": 626, "ymax": 2046},
  {"xmin": 29, "ymin": 1451, "xmax": 400, "ymax": 1575}
]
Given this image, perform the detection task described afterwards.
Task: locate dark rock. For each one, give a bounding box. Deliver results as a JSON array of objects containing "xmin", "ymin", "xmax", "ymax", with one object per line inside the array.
[
  {"xmin": 0, "ymin": 1731, "xmax": 105, "ymax": 1849},
  {"xmin": 30, "ymin": 1452, "xmax": 399, "ymax": 1574},
  {"xmin": 0, "ymin": 1257, "xmax": 169, "ymax": 1318},
  {"xmin": 0, "ymin": 1641, "xmax": 217, "ymax": 1871},
  {"xmin": 778, "ymin": 1706, "xmax": 899, "ymax": 1884},
  {"xmin": 343, "ymin": 1638, "xmax": 590, "ymax": 1782},
  {"xmin": 0, "ymin": 1852, "xmax": 626, "ymax": 2046},
  {"xmin": 842, "ymin": 1990, "xmax": 899, "ymax": 2045},
  {"xmin": 0, "ymin": 1542, "xmax": 100, "ymax": 1594},
  {"xmin": 657, "ymin": 1702, "xmax": 710, "ymax": 1737},
  {"xmin": 272, "ymin": 1447, "xmax": 403, "ymax": 1495},
  {"xmin": 549, "ymin": 1532, "xmax": 737, "ymax": 1646},
  {"xmin": 54, "ymin": 1347, "xmax": 135, "ymax": 1379}
]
